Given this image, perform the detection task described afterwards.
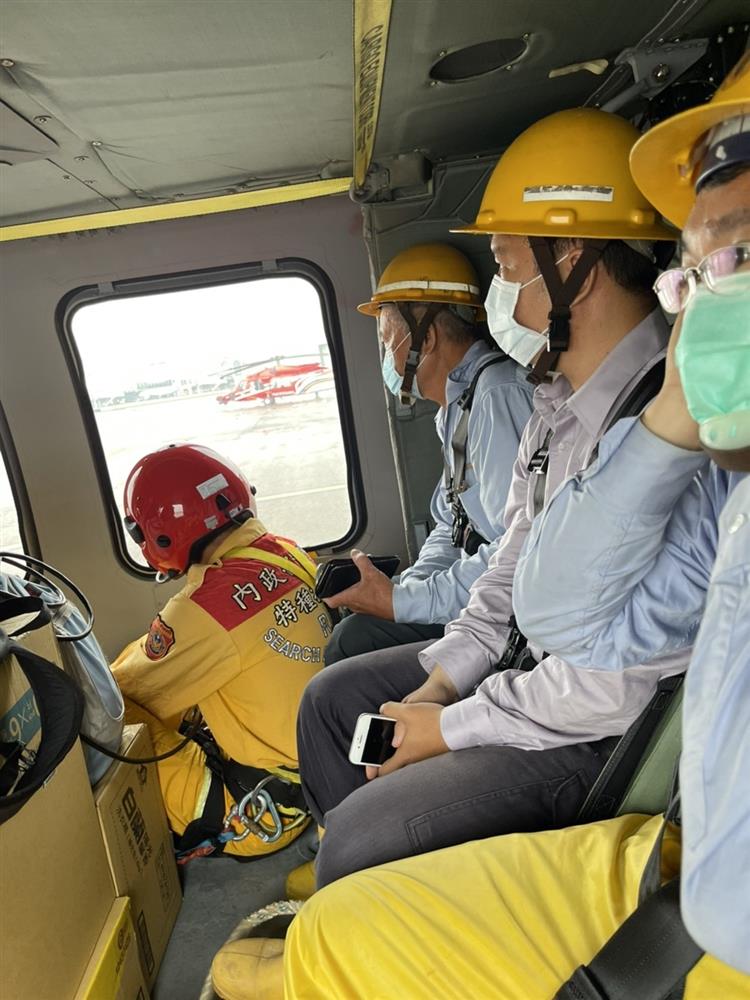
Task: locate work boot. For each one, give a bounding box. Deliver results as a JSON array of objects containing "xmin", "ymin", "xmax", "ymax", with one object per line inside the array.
[
  {"xmin": 211, "ymin": 938, "xmax": 284, "ymax": 1000},
  {"xmin": 285, "ymin": 859, "xmax": 316, "ymax": 900}
]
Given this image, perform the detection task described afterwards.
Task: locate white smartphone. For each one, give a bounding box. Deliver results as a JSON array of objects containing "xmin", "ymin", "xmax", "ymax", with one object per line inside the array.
[{"xmin": 348, "ymin": 713, "xmax": 397, "ymax": 767}]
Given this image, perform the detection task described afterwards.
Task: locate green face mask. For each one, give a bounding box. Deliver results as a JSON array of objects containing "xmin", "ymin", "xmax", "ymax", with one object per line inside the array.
[{"xmin": 675, "ymin": 273, "xmax": 750, "ymax": 452}]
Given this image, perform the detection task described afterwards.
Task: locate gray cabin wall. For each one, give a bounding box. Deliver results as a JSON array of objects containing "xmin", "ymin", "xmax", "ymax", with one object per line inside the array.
[{"xmin": 0, "ymin": 193, "xmax": 406, "ymax": 655}]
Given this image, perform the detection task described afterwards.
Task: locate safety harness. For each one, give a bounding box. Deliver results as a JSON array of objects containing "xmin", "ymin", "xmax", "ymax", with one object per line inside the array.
[
  {"xmin": 174, "ymin": 728, "xmax": 309, "ymax": 863},
  {"xmin": 497, "ymin": 356, "xmax": 667, "ymax": 672},
  {"xmin": 557, "ymin": 771, "xmax": 703, "ymax": 1000},
  {"xmin": 174, "ymin": 537, "xmax": 318, "ymax": 863},
  {"xmin": 444, "ymin": 353, "xmax": 510, "ymax": 555}
]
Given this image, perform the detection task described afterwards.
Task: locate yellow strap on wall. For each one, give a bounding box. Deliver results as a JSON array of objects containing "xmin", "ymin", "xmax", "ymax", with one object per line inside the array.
[
  {"xmin": 353, "ymin": 0, "xmax": 393, "ymax": 191},
  {"xmin": 0, "ymin": 177, "xmax": 352, "ymax": 243}
]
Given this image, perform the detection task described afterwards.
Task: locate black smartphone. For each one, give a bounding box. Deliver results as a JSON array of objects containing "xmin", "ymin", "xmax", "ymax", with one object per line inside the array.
[{"xmin": 314, "ymin": 555, "xmax": 400, "ymax": 600}]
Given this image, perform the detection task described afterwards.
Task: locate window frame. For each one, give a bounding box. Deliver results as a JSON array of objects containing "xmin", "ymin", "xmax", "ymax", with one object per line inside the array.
[
  {"xmin": 0, "ymin": 401, "xmax": 41, "ymax": 558},
  {"xmin": 57, "ymin": 257, "xmax": 367, "ymax": 579}
]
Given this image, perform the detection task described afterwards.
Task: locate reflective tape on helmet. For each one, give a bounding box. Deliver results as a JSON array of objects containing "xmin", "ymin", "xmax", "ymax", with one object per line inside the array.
[{"xmin": 376, "ymin": 279, "xmax": 480, "ymax": 295}]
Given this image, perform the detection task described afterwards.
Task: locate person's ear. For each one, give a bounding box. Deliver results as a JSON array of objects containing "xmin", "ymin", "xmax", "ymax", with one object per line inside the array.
[
  {"xmin": 563, "ymin": 246, "xmax": 599, "ymax": 307},
  {"xmin": 421, "ymin": 317, "xmax": 441, "ymax": 356}
]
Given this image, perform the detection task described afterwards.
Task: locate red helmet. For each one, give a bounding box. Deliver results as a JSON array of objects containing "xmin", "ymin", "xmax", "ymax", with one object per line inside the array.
[{"xmin": 124, "ymin": 444, "xmax": 255, "ymax": 578}]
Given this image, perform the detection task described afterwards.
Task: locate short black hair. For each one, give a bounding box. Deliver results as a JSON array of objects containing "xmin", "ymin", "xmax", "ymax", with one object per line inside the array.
[
  {"xmin": 699, "ymin": 160, "xmax": 750, "ymax": 192},
  {"xmin": 434, "ymin": 306, "xmax": 480, "ymax": 344},
  {"xmin": 548, "ymin": 238, "xmax": 659, "ymax": 297},
  {"xmin": 385, "ymin": 301, "xmax": 480, "ymax": 345}
]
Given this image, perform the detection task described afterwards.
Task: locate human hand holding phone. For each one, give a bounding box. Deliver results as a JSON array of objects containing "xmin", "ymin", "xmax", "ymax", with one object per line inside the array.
[
  {"xmin": 351, "ymin": 702, "xmax": 449, "ymax": 781},
  {"xmin": 317, "ymin": 549, "xmax": 399, "ymax": 620},
  {"xmin": 349, "ymin": 713, "xmax": 398, "ymax": 767}
]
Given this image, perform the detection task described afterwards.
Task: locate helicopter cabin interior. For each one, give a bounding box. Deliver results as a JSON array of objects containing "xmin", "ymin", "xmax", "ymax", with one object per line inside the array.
[{"xmin": 1, "ymin": 1, "xmax": 748, "ymax": 998}]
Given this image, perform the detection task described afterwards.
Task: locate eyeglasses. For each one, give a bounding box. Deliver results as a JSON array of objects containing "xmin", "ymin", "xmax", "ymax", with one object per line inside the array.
[{"xmin": 653, "ymin": 243, "xmax": 750, "ymax": 314}]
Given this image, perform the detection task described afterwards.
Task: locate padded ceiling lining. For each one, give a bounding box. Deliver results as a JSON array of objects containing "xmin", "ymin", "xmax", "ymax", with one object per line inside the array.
[
  {"xmin": 375, "ymin": 0, "xmax": 749, "ymax": 162},
  {"xmin": 0, "ymin": 0, "xmax": 354, "ymax": 223},
  {"xmin": 0, "ymin": 0, "xmax": 747, "ymax": 227}
]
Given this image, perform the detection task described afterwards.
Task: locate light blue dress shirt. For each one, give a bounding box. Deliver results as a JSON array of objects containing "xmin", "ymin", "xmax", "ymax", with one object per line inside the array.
[
  {"xmin": 513, "ymin": 416, "xmax": 744, "ymax": 668},
  {"xmin": 513, "ymin": 417, "xmax": 749, "ymax": 973},
  {"xmin": 393, "ymin": 340, "xmax": 533, "ymax": 625},
  {"xmin": 680, "ymin": 474, "xmax": 750, "ymax": 974}
]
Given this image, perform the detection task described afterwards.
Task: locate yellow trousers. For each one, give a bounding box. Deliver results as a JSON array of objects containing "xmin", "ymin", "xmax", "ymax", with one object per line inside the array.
[
  {"xmin": 284, "ymin": 813, "xmax": 750, "ymax": 999},
  {"xmin": 124, "ymin": 699, "xmax": 307, "ymax": 858}
]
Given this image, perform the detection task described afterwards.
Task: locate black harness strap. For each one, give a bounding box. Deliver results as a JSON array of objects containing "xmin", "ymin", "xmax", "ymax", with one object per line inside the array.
[
  {"xmin": 557, "ymin": 775, "xmax": 703, "ymax": 1000},
  {"xmin": 638, "ymin": 769, "xmax": 683, "ymax": 905},
  {"xmin": 396, "ymin": 302, "xmax": 442, "ymax": 404},
  {"xmin": 577, "ymin": 672, "xmax": 684, "ymax": 824},
  {"xmin": 0, "ymin": 593, "xmax": 51, "ymax": 636},
  {"xmin": 495, "ymin": 614, "xmax": 540, "ymax": 672},
  {"xmin": 175, "ymin": 768, "xmax": 226, "ymax": 859},
  {"xmin": 174, "ymin": 725, "xmax": 308, "ymax": 861},
  {"xmin": 555, "ymin": 878, "xmax": 702, "ymax": 1000},
  {"xmin": 445, "ymin": 353, "xmax": 509, "ymax": 553},
  {"xmin": 192, "ymin": 725, "xmax": 307, "ymax": 812},
  {"xmin": 603, "ymin": 359, "xmax": 667, "ymax": 440},
  {"xmin": 527, "ymin": 358, "xmax": 666, "ymax": 523},
  {"xmin": 527, "ymin": 238, "xmax": 610, "ymax": 385},
  {"xmin": 0, "ymin": 631, "xmax": 84, "ymax": 826},
  {"xmin": 528, "ymin": 428, "xmax": 554, "ymax": 521}
]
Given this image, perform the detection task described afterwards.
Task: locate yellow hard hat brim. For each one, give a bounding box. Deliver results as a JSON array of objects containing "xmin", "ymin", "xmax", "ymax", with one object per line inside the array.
[
  {"xmin": 356, "ymin": 296, "xmax": 486, "ymax": 322},
  {"xmin": 450, "ymin": 218, "xmax": 675, "ymax": 240},
  {"xmin": 630, "ymin": 93, "xmax": 750, "ymax": 229},
  {"xmin": 357, "ymin": 300, "xmax": 380, "ymax": 316}
]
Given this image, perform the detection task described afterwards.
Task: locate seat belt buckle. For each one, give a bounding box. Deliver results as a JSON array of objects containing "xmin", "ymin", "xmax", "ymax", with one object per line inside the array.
[
  {"xmin": 527, "ymin": 448, "xmax": 549, "ymax": 475},
  {"xmin": 496, "ymin": 617, "xmax": 528, "ymax": 671},
  {"xmin": 450, "ymin": 503, "xmax": 469, "ymax": 549},
  {"xmin": 456, "ymin": 386, "xmax": 472, "ymax": 411}
]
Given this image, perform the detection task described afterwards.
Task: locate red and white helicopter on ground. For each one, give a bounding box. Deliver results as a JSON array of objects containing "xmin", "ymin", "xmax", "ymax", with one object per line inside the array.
[{"xmin": 216, "ymin": 354, "xmax": 335, "ymax": 406}]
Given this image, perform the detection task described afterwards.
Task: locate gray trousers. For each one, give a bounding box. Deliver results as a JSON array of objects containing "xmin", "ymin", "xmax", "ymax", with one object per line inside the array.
[
  {"xmin": 297, "ymin": 641, "xmax": 620, "ymax": 888},
  {"xmin": 323, "ymin": 613, "xmax": 444, "ymax": 665}
]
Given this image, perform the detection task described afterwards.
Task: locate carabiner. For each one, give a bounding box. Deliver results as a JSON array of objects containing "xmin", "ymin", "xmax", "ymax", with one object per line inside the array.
[{"xmin": 221, "ymin": 776, "xmax": 285, "ymax": 844}]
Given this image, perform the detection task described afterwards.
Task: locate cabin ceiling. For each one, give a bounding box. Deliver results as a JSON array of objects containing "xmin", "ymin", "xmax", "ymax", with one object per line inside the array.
[{"xmin": 0, "ymin": 0, "xmax": 747, "ymax": 227}]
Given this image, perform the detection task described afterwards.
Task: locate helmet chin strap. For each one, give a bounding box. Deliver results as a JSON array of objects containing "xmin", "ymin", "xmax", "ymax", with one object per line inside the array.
[
  {"xmin": 526, "ymin": 237, "xmax": 610, "ymax": 385},
  {"xmin": 396, "ymin": 302, "xmax": 442, "ymax": 404}
]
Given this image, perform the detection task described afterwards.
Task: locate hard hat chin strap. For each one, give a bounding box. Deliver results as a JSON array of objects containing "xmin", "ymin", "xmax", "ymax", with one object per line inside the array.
[
  {"xmin": 396, "ymin": 302, "xmax": 442, "ymax": 404},
  {"xmin": 526, "ymin": 237, "xmax": 610, "ymax": 385}
]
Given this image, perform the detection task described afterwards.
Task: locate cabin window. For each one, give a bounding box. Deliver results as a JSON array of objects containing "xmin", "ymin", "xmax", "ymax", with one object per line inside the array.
[
  {"xmin": 0, "ymin": 405, "xmax": 37, "ymax": 567},
  {"xmin": 0, "ymin": 454, "xmax": 24, "ymax": 557},
  {"xmin": 64, "ymin": 265, "xmax": 361, "ymax": 572}
]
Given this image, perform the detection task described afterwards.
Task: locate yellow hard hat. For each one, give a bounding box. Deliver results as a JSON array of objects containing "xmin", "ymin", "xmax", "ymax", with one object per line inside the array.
[
  {"xmin": 357, "ymin": 243, "xmax": 485, "ymax": 319},
  {"xmin": 630, "ymin": 52, "xmax": 750, "ymax": 228},
  {"xmin": 453, "ymin": 108, "xmax": 674, "ymax": 242}
]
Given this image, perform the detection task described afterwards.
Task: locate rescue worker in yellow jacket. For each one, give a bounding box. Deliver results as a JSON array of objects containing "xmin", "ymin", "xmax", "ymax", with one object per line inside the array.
[{"xmin": 112, "ymin": 443, "xmax": 331, "ymax": 859}]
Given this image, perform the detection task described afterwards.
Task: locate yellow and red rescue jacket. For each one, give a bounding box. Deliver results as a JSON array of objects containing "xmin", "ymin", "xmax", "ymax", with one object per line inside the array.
[{"xmin": 112, "ymin": 518, "xmax": 330, "ymax": 771}]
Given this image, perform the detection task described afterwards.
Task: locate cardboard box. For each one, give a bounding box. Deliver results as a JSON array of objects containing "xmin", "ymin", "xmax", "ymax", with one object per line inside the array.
[
  {"xmin": 94, "ymin": 724, "xmax": 182, "ymax": 986},
  {"xmin": 74, "ymin": 897, "xmax": 149, "ymax": 1000},
  {"xmin": 1, "ymin": 625, "xmax": 116, "ymax": 1000},
  {"xmin": 0, "ymin": 739, "xmax": 116, "ymax": 1000}
]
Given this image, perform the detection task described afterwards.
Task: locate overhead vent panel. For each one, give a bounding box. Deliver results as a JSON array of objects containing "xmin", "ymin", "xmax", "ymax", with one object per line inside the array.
[{"xmin": 376, "ymin": 0, "xmax": 750, "ymax": 163}]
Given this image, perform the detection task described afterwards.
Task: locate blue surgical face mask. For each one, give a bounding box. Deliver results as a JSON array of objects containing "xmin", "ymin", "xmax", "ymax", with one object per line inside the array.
[
  {"xmin": 381, "ymin": 332, "xmax": 423, "ymax": 401},
  {"xmin": 675, "ymin": 273, "xmax": 750, "ymax": 451}
]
